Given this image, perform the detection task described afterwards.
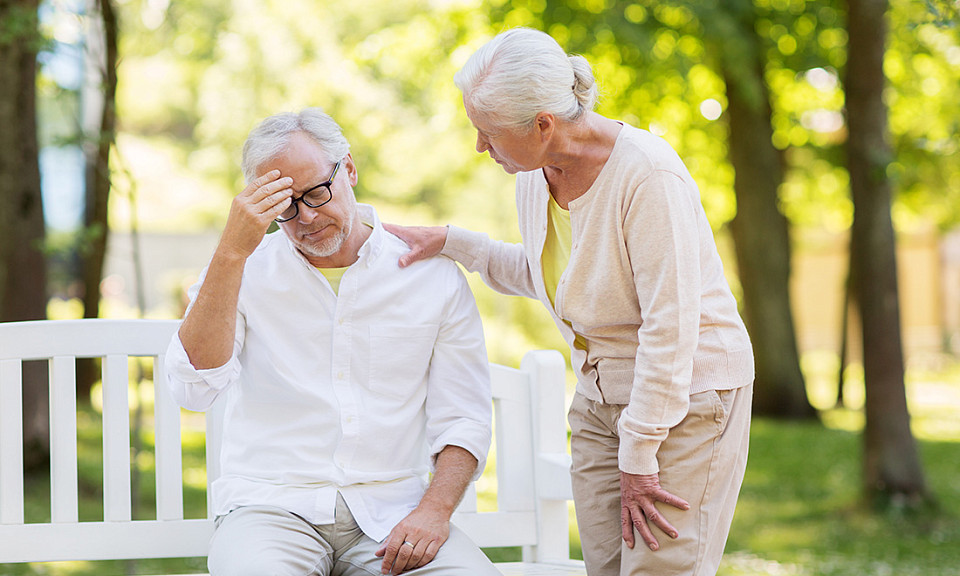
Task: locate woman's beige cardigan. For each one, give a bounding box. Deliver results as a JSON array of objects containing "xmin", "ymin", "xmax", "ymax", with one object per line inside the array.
[{"xmin": 442, "ymin": 124, "xmax": 754, "ymax": 475}]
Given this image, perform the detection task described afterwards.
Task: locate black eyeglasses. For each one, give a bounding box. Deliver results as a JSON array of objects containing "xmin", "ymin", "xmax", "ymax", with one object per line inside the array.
[{"xmin": 275, "ymin": 160, "xmax": 341, "ymax": 223}]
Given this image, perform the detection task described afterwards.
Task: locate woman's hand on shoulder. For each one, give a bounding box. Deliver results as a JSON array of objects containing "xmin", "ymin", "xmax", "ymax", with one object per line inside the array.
[{"xmin": 383, "ymin": 223, "xmax": 448, "ymax": 268}]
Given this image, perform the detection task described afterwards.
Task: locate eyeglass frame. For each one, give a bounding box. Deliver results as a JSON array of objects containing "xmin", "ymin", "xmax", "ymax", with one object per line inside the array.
[{"xmin": 274, "ymin": 159, "xmax": 342, "ymax": 223}]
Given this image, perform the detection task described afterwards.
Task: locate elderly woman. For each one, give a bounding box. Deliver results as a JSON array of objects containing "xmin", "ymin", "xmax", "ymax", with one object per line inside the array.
[{"xmin": 387, "ymin": 28, "xmax": 754, "ymax": 576}]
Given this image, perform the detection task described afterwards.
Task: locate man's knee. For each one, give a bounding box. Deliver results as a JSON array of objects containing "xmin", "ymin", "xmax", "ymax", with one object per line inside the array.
[{"xmin": 209, "ymin": 553, "xmax": 292, "ymax": 576}]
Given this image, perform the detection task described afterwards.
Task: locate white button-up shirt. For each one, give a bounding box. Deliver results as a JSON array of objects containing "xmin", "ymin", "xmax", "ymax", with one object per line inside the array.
[{"xmin": 165, "ymin": 205, "xmax": 491, "ymax": 542}]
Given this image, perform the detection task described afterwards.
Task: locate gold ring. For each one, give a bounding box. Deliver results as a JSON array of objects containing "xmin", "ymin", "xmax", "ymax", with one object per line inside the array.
[{"xmin": 403, "ymin": 541, "xmax": 415, "ymax": 548}]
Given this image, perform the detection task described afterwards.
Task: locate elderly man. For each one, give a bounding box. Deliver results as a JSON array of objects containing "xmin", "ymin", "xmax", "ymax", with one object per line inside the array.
[{"xmin": 165, "ymin": 108, "xmax": 498, "ymax": 576}]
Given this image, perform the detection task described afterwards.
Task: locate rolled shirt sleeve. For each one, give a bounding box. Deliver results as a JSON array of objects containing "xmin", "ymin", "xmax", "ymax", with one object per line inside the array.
[{"xmin": 164, "ymin": 271, "xmax": 246, "ymax": 412}]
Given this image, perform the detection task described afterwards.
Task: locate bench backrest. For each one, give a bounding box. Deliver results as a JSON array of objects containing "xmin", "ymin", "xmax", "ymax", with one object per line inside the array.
[{"xmin": 0, "ymin": 319, "xmax": 572, "ymax": 566}]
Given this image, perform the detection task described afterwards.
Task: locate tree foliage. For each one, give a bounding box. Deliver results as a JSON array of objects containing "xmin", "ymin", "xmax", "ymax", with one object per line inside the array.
[{"xmin": 38, "ymin": 0, "xmax": 957, "ymax": 410}]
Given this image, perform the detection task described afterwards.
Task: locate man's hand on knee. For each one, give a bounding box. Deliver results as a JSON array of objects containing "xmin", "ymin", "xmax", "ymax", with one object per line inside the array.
[{"xmin": 375, "ymin": 507, "xmax": 449, "ymax": 575}]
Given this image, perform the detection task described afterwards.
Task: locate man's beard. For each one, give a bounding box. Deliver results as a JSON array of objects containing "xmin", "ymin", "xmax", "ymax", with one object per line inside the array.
[{"xmin": 295, "ymin": 218, "xmax": 353, "ymax": 259}]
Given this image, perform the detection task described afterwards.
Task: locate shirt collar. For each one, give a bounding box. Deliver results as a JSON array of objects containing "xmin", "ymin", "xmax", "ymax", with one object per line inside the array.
[
  {"xmin": 354, "ymin": 203, "xmax": 383, "ymax": 265},
  {"xmin": 281, "ymin": 203, "xmax": 384, "ymax": 269}
]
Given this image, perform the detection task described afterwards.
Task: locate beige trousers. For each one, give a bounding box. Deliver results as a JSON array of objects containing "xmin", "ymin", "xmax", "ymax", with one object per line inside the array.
[
  {"xmin": 568, "ymin": 384, "xmax": 752, "ymax": 576},
  {"xmin": 208, "ymin": 494, "xmax": 499, "ymax": 576}
]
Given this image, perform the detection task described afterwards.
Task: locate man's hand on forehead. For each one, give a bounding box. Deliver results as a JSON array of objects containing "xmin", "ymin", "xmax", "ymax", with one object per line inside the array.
[{"xmin": 218, "ymin": 170, "xmax": 294, "ymax": 260}]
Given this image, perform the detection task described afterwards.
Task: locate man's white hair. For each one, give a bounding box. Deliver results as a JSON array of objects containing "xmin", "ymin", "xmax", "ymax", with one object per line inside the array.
[{"xmin": 241, "ymin": 107, "xmax": 350, "ymax": 184}]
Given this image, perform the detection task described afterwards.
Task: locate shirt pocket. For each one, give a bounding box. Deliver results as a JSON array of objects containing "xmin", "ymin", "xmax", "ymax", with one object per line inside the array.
[{"xmin": 368, "ymin": 324, "xmax": 439, "ymax": 398}]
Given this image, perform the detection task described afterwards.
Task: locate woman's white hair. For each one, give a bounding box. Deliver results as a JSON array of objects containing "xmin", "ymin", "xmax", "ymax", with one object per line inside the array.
[
  {"xmin": 241, "ymin": 107, "xmax": 350, "ymax": 184},
  {"xmin": 454, "ymin": 27, "xmax": 598, "ymax": 132}
]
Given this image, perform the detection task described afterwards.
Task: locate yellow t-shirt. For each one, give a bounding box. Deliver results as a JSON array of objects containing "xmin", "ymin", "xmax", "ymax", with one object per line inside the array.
[
  {"xmin": 542, "ymin": 194, "xmax": 572, "ymax": 308},
  {"xmin": 542, "ymin": 194, "xmax": 587, "ymax": 351},
  {"xmin": 315, "ymin": 223, "xmax": 373, "ymax": 295},
  {"xmin": 317, "ymin": 266, "xmax": 349, "ymax": 296}
]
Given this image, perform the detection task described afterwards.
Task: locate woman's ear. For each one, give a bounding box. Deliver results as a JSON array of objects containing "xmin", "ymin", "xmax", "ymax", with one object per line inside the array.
[{"xmin": 536, "ymin": 112, "xmax": 556, "ymax": 143}]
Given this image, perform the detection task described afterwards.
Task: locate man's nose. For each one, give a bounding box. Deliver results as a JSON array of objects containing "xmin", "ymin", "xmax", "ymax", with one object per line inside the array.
[
  {"xmin": 297, "ymin": 201, "xmax": 323, "ymax": 224},
  {"xmin": 475, "ymin": 134, "xmax": 489, "ymax": 153}
]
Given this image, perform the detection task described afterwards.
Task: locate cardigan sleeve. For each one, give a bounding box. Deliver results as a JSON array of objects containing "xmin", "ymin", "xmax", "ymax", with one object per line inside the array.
[
  {"xmin": 616, "ymin": 169, "xmax": 702, "ymax": 475},
  {"xmin": 441, "ymin": 225, "xmax": 538, "ymax": 299}
]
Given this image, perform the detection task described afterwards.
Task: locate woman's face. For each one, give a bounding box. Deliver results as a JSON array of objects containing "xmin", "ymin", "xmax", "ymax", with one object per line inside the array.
[{"xmin": 465, "ymin": 101, "xmax": 545, "ymax": 174}]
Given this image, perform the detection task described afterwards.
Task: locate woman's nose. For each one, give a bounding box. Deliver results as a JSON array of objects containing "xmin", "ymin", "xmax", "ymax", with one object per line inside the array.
[{"xmin": 475, "ymin": 134, "xmax": 489, "ymax": 153}]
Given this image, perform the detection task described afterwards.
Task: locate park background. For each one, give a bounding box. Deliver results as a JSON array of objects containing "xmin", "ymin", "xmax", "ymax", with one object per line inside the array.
[{"xmin": 1, "ymin": 0, "xmax": 959, "ymax": 574}]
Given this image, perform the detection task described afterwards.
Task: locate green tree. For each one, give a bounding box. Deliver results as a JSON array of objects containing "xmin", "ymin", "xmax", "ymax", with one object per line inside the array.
[
  {"xmin": 845, "ymin": 0, "xmax": 928, "ymax": 506},
  {"xmin": 704, "ymin": 0, "xmax": 816, "ymax": 418},
  {"xmin": 76, "ymin": 0, "xmax": 120, "ymax": 400},
  {"xmin": 0, "ymin": 0, "xmax": 49, "ymax": 470}
]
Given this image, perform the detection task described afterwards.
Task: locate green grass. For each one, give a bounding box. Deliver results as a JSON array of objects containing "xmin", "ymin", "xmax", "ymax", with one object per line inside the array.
[
  {"xmin": 3, "ymin": 365, "xmax": 959, "ymax": 575},
  {"xmin": 720, "ymin": 419, "xmax": 960, "ymax": 576}
]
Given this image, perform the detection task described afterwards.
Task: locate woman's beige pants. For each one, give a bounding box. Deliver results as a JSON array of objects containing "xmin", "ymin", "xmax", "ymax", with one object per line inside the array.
[{"xmin": 569, "ymin": 384, "xmax": 753, "ymax": 576}]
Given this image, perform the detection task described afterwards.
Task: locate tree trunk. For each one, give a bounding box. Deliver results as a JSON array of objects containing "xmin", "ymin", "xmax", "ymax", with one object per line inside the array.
[
  {"xmin": 0, "ymin": 0, "xmax": 50, "ymax": 471},
  {"xmin": 846, "ymin": 0, "xmax": 928, "ymax": 506},
  {"xmin": 720, "ymin": 5, "xmax": 817, "ymax": 419},
  {"xmin": 77, "ymin": 0, "xmax": 120, "ymax": 401}
]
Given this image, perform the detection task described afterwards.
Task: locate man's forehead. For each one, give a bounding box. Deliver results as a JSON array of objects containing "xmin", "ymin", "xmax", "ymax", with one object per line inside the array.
[{"xmin": 255, "ymin": 135, "xmax": 333, "ymax": 179}]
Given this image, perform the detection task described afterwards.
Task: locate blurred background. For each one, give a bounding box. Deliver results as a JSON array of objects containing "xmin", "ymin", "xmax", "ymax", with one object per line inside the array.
[{"xmin": 1, "ymin": 0, "xmax": 959, "ymax": 574}]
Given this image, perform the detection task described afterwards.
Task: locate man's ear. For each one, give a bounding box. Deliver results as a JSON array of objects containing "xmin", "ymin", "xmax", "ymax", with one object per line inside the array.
[{"xmin": 343, "ymin": 153, "xmax": 359, "ymax": 186}]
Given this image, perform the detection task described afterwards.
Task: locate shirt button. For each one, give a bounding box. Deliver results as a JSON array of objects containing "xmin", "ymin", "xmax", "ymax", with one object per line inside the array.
[{"xmin": 337, "ymin": 371, "xmax": 344, "ymax": 379}]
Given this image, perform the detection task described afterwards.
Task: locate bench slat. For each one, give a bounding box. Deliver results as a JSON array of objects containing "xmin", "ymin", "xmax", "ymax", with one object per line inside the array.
[
  {"xmin": 494, "ymin": 388, "xmax": 535, "ymax": 514},
  {"xmin": 521, "ymin": 350, "xmax": 572, "ymax": 564},
  {"xmin": 0, "ymin": 359, "xmax": 24, "ymax": 524},
  {"xmin": 0, "ymin": 519, "xmax": 213, "ymax": 562},
  {"xmin": 450, "ymin": 510, "xmax": 538, "ymax": 548},
  {"xmin": 495, "ymin": 562, "xmax": 588, "ymax": 576},
  {"xmin": 0, "ymin": 319, "xmax": 181, "ymax": 361},
  {"xmin": 50, "ymin": 356, "xmax": 79, "ymax": 523},
  {"xmin": 155, "ymin": 353, "xmax": 185, "ymax": 521},
  {"xmin": 103, "ymin": 353, "xmax": 133, "ymax": 522}
]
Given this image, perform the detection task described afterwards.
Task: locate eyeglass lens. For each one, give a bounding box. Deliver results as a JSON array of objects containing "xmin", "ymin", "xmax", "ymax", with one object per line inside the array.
[
  {"xmin": 276, "ymin": 160, "xmax": 341, "ymax": 223},
  {"xmin": 277, "ymin": 186, "xmax": 332, "ymax": 222}
]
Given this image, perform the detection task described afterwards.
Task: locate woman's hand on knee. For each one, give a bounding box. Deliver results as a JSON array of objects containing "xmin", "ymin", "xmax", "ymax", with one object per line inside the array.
[{"xmin": 619, "ymin": 471, "xmax": 690, "ymax": 551}]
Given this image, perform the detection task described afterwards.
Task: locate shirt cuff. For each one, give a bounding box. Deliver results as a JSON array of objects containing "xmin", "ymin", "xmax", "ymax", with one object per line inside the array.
[
  {"xmin": 429, "ymin": 422, "xmax": 491, "ymax": 482},
  {"xmin": 440, "ymin": 226, "xmax": 488, "ymax": 271},
  {"xmin": 166, "ymin": 332, "xmax": 234, "ymax": 386}
]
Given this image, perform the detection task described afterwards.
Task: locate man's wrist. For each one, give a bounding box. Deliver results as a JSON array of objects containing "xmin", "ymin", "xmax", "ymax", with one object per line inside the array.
[
  {"xmin": 212, "ymin": 243, "xmax": 251, "ymax": 268},
  {"xmin": 416, "ymin": 492, "xmax": 458, "ymax": 519}
]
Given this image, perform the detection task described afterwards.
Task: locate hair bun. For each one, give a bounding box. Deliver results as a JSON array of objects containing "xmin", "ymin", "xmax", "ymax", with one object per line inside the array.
[{"xmin": 569, "ymin": 55, "xmax": 598, "ymax": 113}]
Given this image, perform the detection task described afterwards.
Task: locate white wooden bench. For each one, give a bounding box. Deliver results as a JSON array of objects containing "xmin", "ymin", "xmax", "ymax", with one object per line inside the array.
[{"xmin": 0, "ymin": 319, "xmax": 585, "ymax": 575}]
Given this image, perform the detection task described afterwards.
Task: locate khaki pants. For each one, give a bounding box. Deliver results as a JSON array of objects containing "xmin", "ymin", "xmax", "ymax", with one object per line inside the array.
[
  {"xmin": 569, "ymin": 384, "xmax": 752, "ymax": 576},
  {"xmin": 208, "ymin": 494, "xmax": 499, "ymax": 576}
]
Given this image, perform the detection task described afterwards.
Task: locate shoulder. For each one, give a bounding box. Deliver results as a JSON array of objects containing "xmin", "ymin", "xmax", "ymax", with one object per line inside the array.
[
  {"xmin": 239, "ymin": 231, "xmax": 301, "ymax": 283},
  {"xmin": 246, "ymin": 230, "xmax": 287, "ymax": 263},
  {"xmin": 382, "ymin": 228, "xmax": 463, "ymax": 277},
  {"xmin": 605, "ymin": 124, "xmax": 695, "ymax": 195},
  {"xmin": 614, "ymin": 124, "xmax": 686, "ymax": 175},
  {"xmin": 379, "ymin": 230, "xmax": 474, "ymax": 310}
]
